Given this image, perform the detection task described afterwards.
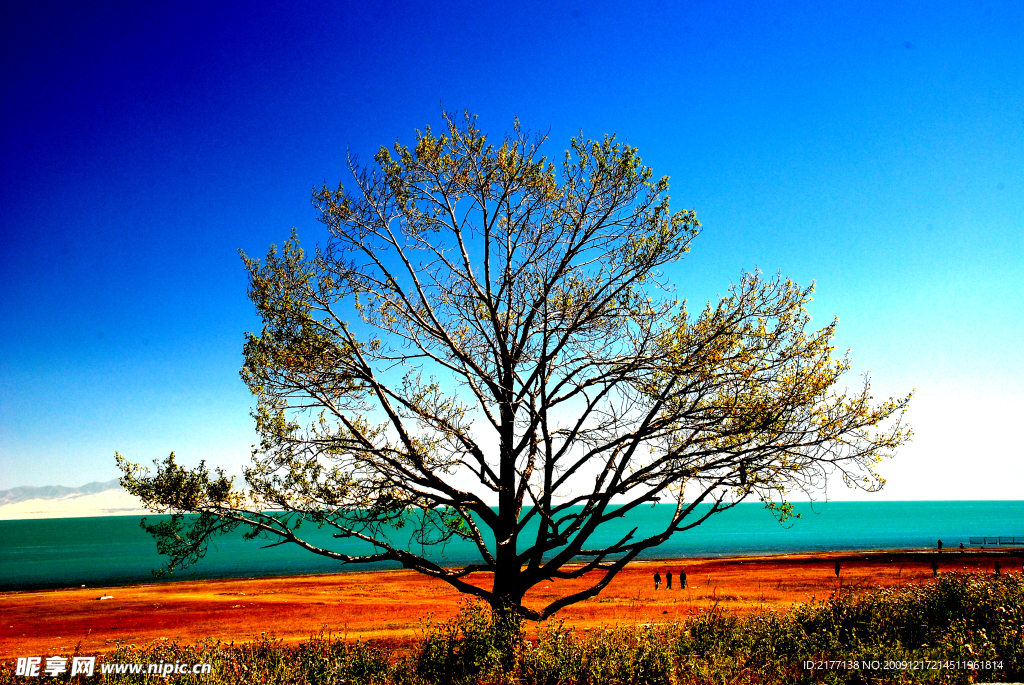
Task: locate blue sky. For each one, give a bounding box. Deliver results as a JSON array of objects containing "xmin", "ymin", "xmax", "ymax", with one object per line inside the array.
[{"xmin": 1, "ymin": 0, "xmax": 1021, "ymax": 499}]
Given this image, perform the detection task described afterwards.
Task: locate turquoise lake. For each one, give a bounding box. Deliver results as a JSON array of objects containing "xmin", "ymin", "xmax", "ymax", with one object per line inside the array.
[{"xmin": 2, "ymin": 501, "xmax": 1021, "ymax": 591}]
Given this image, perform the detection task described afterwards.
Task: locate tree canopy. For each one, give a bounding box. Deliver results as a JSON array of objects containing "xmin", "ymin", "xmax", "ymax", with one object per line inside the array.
[{"xmin": 118, "ymin": 112, "xmax": 911, "ymax": 620}]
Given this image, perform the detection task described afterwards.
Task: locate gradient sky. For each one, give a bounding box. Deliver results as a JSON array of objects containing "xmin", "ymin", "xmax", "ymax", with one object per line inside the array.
[{"xmin": 2, "ymin": 0, "xmax": 1022, "ymax": 500}]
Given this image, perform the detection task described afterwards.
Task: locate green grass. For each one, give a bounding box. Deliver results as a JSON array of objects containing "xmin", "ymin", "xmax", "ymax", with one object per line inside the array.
[{"xmin": 3, "ymin": 571, "xmax": 1021, "ymax": 684}]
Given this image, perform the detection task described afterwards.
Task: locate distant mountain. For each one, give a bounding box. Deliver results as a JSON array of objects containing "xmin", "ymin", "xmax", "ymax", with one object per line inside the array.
[{"xmin": 0, "ymin": 478, "xmax": 122, "ymax": 506}]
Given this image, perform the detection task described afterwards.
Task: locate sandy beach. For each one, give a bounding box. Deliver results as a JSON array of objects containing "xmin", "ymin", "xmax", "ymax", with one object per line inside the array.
[{"xmin": 2, "ymin": 549, "xmax": 1020, "ymax": 660}]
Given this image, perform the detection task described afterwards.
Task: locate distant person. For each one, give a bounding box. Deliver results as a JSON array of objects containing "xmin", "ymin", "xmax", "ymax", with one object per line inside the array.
[
  {"xmin": 835, "ymin": 561, "xmax": 841, "ymax": 577},
  {"xmin": 995, "ymin": 560, "xmax": 1001, "ymax": 577},
  {"xmin": 931, "ymin": 560, "xmax": 938, "ymax": 577},
  {"xmin": 680, "ymin": 569, "xmax": 687, "ymax": 589},
  {"xmin": 937, "ymin": 539, "xmax": 943, "ymax": 553},
  {"xmin": 666, "ymin": 570, "xmax": 673, "ymax": 590},
  {"xmin": 959, "ymin": 542, "xmax": 965, "ymax": 554},
  {"xmin": 654, "ymin": 571, "xmax": 661, "ymax": 590}
]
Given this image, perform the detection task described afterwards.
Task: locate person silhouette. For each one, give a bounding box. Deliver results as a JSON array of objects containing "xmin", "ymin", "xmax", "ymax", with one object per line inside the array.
[
  {"xmin": 959, "ymin": 542, "xmax": 965, "ymax": 554},
  {"xmin": 654, "ymin": 571, "xmax": 661, "ymax": 590},
  {"xmin": 937, "ymin": 539, "xmax": 943, "ymax": 553},
  {"xmin": 680, "ymin": 569, "xmax": 687, "ymax": 589},
  {"xmin": 666, "ymin": 570, "xmax": 673, "ymax": 590},
  {"xmin": 834, "ymin": 561, "xmax": 841, "ymax": 577},
  {"xmin": 931, "ymin": 560, "xmax": 938, "ymax": 577}
]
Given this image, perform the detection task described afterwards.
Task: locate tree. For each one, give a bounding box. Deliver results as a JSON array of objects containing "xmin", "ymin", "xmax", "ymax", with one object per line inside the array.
[{"xmin": 118, "ymin": 112, "xmax": 911, "ymax": 621}]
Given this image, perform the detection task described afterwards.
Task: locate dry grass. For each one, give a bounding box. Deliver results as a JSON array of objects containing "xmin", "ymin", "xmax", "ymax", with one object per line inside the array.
[{"xmin": 2, "ymin": 550, "xmax": 1019, "ymax": 660}]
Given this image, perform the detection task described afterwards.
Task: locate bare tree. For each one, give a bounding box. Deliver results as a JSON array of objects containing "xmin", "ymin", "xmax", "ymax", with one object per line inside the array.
[{"xmin": 118, "ymin": 112, "xmax": 911, "ymax": 621}]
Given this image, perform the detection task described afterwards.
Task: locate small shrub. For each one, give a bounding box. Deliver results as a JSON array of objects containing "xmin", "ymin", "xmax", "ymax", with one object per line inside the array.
[{"xmin": 415, "ymin": 600, "xmax": 524, "ymax": 685}]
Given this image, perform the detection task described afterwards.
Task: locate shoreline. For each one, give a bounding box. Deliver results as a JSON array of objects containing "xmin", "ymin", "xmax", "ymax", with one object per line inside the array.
[
  {"xmin": 2, "ymin": 545, "xmax": 1021, "ymax": 595},
  {"xmin": 3, "ymin": 548, "xmax": 1021, "ymax": 659}
]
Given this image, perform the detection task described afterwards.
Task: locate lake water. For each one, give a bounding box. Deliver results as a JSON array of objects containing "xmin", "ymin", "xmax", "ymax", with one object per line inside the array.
[{"xmin": 2, "ymin": 501, "xmax": 1021, "ymax": 591}]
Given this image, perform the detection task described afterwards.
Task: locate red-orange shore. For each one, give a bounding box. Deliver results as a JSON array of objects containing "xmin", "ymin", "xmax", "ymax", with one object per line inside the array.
[{"xmin": 2, "ymin": 549, "xmax": 1021, "ymax": 660}]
